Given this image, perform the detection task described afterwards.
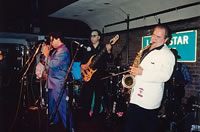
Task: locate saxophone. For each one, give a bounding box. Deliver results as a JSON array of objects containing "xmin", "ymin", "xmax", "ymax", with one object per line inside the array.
[{"xmin": 122, "ymin": 44, "xmax": 151, "ymax": 90}]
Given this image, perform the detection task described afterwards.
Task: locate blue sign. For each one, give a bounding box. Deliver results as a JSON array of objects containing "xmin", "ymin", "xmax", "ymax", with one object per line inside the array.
[{"xmin": 142, "ymin": 30, "xmax": 197, "ymax": 62}]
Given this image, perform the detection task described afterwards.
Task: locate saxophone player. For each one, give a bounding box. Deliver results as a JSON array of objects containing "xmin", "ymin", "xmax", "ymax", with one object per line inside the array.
[{"xmin": 125, "ymin": 24, "xmax": 175, "ymax": 132}]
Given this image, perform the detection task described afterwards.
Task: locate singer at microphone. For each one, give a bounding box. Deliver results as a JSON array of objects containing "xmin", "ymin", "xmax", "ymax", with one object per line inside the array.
[
  {"xmin": 43, "ymin": 32, "xmax": 72, "ymax": 130},
  {"xmin": 73, "ymin": 41, "xmax": 91, "ymax": 52}
]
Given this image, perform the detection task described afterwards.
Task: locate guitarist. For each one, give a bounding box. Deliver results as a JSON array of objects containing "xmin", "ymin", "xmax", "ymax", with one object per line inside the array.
[{"xmin": 80, "ymin": 30, "xmax": 112, "ymax": 118}]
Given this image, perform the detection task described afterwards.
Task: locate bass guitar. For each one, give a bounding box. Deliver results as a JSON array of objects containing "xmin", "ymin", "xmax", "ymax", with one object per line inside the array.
[{"xmin": 81, "ymin": 34, "xmax": 119, "ymax": 82}]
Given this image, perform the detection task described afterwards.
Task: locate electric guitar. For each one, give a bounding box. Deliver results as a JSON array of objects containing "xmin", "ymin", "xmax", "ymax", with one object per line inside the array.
[{"xmin": 81, "ymin": 34, "xmax": 119, "ymax": 82}]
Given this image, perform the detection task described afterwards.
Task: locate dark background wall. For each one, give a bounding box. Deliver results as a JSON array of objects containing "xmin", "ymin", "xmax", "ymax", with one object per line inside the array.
[
  {"xmin": 0, "ymin": 0, "xmax": 91, "ymax": 38},
  {"xmin": 103, "ymin": 16, "xmax": 200, "ymax": 99}
]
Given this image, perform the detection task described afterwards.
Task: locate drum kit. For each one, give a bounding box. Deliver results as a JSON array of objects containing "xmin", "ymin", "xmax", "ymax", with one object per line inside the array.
[{"xmin": 71, "ymin": 64, "xmax": 131, "ymax": 115}]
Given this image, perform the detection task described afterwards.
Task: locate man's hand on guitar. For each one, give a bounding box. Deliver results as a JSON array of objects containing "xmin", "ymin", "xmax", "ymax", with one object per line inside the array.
[
  {"xmin": 106, "ymin": 44, "xmax": 112, "ymax": 53},
  {"xmin": 81, "ymin": 64, "xmax": 88, "ymax": 70},
  {"xmin": 81, "ymin": 35, "xmax": 119, "ymax": 82}
]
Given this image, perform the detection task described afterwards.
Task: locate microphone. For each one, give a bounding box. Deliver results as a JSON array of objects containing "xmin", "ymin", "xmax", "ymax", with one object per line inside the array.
[{"xmin": 73, "ymin": 41, "xmax": 91, "ymax": 52}]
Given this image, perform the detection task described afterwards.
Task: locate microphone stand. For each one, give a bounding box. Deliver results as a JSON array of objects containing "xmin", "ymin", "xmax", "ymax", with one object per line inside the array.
[
  {"xmin": 49, "ymin": 44, "xmax": 80, "ymax": 132},
  {"xmin": 20, "ymin": 43, "xmax": 42, "ymax": 107},
  {"xmin": 19, "ymin": 44, "xmax": 41, "ymax": 74},
  {"xmin": 9, "ymin": 44, "xmax": 42, "ymax": 132},
  {"xmin": 21, "ymin": 43, "xmax": 42, "ymax": 81}
]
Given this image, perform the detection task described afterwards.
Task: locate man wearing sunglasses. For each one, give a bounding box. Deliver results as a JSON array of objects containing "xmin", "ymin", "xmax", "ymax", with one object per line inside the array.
[{"xmin": 80, "ymin": 30, "xmax": 112, "ymax": 118}]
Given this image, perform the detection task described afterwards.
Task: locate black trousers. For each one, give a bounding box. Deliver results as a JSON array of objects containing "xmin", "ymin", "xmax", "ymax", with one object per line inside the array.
[
  {"xmin": 80, "ymin": 74, "xmax": 104, "ymax": 116},
  {"xmin": 125, "ymin": 104, "xmax": 159, "ymax": 132}
]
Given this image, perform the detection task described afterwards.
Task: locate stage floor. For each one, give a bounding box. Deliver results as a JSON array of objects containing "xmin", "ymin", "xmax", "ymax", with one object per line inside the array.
[{"xmin": 1, "ymin": 105, "xmax": 195, "ymax": 132}]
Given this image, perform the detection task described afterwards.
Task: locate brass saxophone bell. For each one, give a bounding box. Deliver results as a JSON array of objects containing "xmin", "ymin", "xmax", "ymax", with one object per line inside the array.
[{"xmin": 122, "ymin": 74, "xmax": 136, "ymax": 89}]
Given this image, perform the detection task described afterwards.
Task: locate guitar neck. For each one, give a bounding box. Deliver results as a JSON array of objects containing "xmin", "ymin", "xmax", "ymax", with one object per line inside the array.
[
  {"xmin": 89, "ymin": 47, "xmax": 107, "ymax": 68},
  {"xmin": 88, "ymin": 34, "xmax": 119, "ymax": 69}
]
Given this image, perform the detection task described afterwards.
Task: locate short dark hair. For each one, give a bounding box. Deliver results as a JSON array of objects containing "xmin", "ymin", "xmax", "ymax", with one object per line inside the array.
[
  {"xmin": 91, "ymin": 29, "xmax": 102, "ymax": 36},
  {"xmin": 49, "ymin": 32, "xmax": 64, "ymax": 43},
  {"xmin": 153, "ymin": 24, "xmax": 171, "ymax": 39}
]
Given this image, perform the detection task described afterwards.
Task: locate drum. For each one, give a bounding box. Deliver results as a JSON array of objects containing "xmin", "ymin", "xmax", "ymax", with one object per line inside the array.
[{"xmin": 72, "ymin": 80, "xmax": 83, "ymax": 108}]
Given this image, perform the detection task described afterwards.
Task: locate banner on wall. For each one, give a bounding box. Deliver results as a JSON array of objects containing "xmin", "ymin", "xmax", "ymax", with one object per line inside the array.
[{"xmin": 142, "ymin": 30, "xmax": 197, "ymax": 62}]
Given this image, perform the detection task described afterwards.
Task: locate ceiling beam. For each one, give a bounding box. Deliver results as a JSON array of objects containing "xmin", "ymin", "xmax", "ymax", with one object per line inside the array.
[{"xmin": 104, "ymin": 1, "xmax": 200, "ymax": 28}]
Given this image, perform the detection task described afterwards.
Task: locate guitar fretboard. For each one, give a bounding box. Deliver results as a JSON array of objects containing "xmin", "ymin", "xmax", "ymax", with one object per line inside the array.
[{"xmin": 89, "ymin": 47, "xmax": 107, "ymax": 69}]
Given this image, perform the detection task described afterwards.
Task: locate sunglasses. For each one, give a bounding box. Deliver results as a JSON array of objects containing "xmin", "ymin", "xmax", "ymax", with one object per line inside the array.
[{"xmin": 91, "ymin": 35, "xmax": 98, "ymax": 37}]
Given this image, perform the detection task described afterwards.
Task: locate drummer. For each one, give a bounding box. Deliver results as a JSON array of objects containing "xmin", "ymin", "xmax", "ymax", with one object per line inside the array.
[{"xmin": 35, "ymin": 54, "xmax": 46, "ymax": 80}]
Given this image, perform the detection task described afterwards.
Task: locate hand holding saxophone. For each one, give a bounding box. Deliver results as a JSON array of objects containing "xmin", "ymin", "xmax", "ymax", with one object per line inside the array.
[
  {"xmin": 130, "ymin": 65, "xmax": 143, "ymax": 76},
  {"xmin": 122, "ymin": 44, "xmax": 150, "ymax": 89}
]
